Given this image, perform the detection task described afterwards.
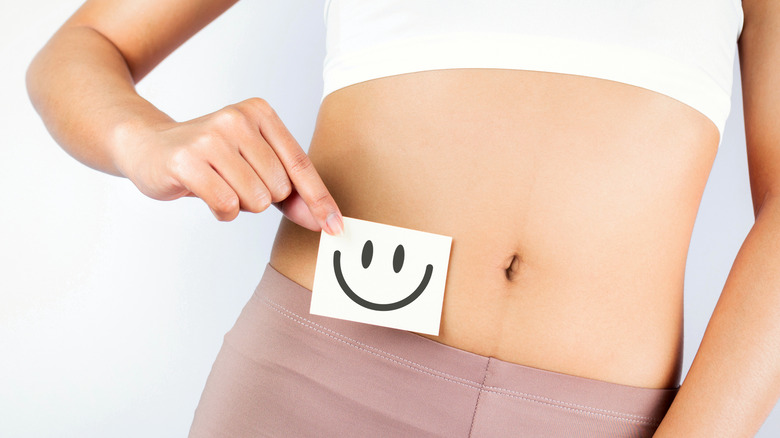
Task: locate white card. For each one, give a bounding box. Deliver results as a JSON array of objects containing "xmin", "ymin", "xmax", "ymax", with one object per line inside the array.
[{"xmin": 310, "ymin": 216, "xmax": 453, "ymax": 335}]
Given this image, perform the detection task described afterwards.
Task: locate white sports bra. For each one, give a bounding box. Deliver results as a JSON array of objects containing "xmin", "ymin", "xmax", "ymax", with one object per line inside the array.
[{"xmin": 321, "ymin": 0, "xmax": 744, "ymax": 141}]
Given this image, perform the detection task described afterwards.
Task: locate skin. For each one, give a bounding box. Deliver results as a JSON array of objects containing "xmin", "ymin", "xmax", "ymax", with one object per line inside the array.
[{"xmin": 26, "ymin": 0, "xmax": 780, "ymax": 435}]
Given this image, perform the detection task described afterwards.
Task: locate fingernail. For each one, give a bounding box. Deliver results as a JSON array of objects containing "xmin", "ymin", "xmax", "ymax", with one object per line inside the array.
[{"xmin": 325, "ymin": 213, "xmax": 344, "ymax": 236}]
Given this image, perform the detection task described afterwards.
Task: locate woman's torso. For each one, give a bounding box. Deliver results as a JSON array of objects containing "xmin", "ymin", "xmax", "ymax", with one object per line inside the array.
[
  {"xmin": 268, "ymin": 0, "xmax": 741, "ymax": 390},
  {"xmin": 270, "ymin": 67, "xmax": 719, "ymax": 390}
]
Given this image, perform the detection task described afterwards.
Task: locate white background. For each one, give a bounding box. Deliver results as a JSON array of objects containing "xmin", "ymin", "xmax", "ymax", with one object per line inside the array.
[{"xmin": 0, "ymin": 1, "xmax": 776, "ymax": 436}]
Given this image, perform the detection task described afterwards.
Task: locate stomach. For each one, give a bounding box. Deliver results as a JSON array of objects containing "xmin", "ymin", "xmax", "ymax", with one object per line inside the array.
[{"xmin": 268, "ymin": 68, "xmax": 720, "ymax": 389}]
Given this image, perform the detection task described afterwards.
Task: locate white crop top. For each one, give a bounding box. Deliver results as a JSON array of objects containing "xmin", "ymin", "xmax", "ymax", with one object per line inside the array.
[{"xmin": 321, "ymin": 0, "xmax": 744, "ymax": 140}]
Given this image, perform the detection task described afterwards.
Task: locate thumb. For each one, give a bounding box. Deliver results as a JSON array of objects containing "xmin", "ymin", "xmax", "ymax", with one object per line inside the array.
[{"xmin": 274, "ymin": 189, "xmax": 322, "ymax": 232}]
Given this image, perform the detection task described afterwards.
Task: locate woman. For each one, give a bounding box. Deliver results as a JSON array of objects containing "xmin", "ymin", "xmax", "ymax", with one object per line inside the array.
[{"xmin": 26, "ymin": 0, "xmax": 779, "ymax": 436}]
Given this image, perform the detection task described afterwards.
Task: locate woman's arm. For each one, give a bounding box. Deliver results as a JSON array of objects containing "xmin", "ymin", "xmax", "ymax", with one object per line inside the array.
[
  {"xmin": 26, "ymin": 0, "xmax": 343, "ymax": 233},
  {"xmin": 654, "ymin": 1, "xmax": 780, "ymax": 435}
]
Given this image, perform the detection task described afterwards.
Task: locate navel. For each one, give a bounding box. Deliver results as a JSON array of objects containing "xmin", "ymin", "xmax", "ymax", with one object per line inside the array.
[{"xmin": 504, "ymin": 253, "xmax": 523, "ymax": 282}]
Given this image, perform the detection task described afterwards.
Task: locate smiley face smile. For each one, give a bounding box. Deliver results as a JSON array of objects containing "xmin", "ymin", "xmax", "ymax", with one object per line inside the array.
[{"xmin": 332, "ymin": 240, "xmax": 433, "ymax": 311}]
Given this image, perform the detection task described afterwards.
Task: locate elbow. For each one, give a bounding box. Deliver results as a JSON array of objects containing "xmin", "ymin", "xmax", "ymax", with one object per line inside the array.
[
  {"xmin": 25, "ymin": 34, "xmax": 60, "ymax": 119},
  {"xmin": 25, "ymin": 48, "xmax": 45, "ymax": 116}
]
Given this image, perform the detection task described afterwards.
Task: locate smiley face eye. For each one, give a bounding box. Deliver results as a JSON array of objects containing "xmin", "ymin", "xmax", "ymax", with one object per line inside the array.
[
  {"xmin": 393, "ymin": 244, "xmax": 405, "ymax": 273},
  {"xmin": 361, "ymin": 240, "xmax": 373, "ymax": 269}
]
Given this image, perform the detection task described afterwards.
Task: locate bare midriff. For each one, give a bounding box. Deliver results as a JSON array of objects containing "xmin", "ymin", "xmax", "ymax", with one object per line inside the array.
[{"xmin": 269, "ymin": 68, "xmax": 720, "ymax": 390}]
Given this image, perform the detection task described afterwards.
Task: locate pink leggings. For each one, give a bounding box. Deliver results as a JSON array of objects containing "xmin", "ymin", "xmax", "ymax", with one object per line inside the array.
[{"xmin": 189, "ymin": 264, "xmax": 677, "ymax": 437}]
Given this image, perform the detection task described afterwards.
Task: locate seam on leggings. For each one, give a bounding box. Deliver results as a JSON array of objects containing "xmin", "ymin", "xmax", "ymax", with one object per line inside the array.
[
  {"xmin": 260, "ymin": 295, "xmax": 660, "ymax": 425},
  {"xmin": 261, "ymin": 296, "xmax": 483, "ymax": 390},
  {"xmin": 261, "ymin": 295, "xmax": 483, "ymax": 387},
  {"xmin": 480, "ymin": 387, "xmax": 660, "ymax": 426},
  {"xmin": 481, "ymin": 385, "xmax": 662, "ymax": 423},
  {"xmin": 467, "ymin": 358, "xmax": 491, "ymax": 437}
]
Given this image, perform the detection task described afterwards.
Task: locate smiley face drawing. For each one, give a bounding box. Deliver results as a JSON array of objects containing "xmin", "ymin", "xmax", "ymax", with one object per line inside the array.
[
  {"xmin": 333, "ymin": 240, "xmax": 434, "ymax": 311},
  {"xmin": 310, "ymin": 216, "xmax": 452, "ymax": 335}
]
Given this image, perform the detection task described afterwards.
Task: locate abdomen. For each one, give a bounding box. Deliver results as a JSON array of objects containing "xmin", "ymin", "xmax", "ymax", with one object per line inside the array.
[{"xmin": 270, "ymin": 67, "xmax": 719, "ymax": 389}]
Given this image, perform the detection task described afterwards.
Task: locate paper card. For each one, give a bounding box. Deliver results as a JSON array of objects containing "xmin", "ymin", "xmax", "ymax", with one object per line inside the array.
[{"xmin": 310, "ymin": 216, "xmax": 453, "ymax": 335}]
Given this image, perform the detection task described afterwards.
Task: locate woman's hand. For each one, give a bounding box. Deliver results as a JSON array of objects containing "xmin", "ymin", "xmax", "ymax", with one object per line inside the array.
[{"xmin": 114, "ymin": 97, "xmax": 343, "ymax": 235}]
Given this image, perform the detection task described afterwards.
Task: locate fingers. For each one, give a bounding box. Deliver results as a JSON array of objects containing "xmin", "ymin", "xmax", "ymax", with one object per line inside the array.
[
  {"xmin": 236, "ymin": 133, "xmax": 291, "ymax": 204},
  {"xmin": 171, "ymin": 153, "xmax": 240, "ymax": 222},
  {"xmin": 242, "ymin": 98, "xmax": 343, "ymax": 235},
  {"xmin": 209, "ymin": 147, "xmax": 272, "ymax": 214},
  {"xmin": 158, "ymin": 98, "xmax": 343, "ymax": 231},
  {"xmin": 273, "ymin": 189, "xmax": 321, "ymax": 232}
]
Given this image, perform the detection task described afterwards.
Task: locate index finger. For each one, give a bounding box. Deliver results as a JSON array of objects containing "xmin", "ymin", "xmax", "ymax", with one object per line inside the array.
[{"xmin": 244, "ymin": 98, "xmax": 344, "ymax": 235}]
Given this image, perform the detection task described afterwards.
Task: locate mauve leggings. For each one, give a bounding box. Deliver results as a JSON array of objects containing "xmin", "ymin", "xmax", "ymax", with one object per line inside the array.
[{"xmin": 188, "ymin": 264, "xmax": 678, "ymax": 437}]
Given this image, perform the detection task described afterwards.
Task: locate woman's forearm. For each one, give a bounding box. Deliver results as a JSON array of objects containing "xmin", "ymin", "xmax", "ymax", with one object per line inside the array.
[
  {"xmin": 26, "ymin": 25, "xmax": 172, "ymax": 177},
  {"xmin": 654, "ymin": 194, "xmax": 780, "ymax": 436}
]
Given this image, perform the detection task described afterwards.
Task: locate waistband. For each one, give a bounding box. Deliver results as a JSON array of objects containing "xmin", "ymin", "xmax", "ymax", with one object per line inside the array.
[{"xmin": 256, "ymin": 263, "xmax": 678, "ymax": 425}]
